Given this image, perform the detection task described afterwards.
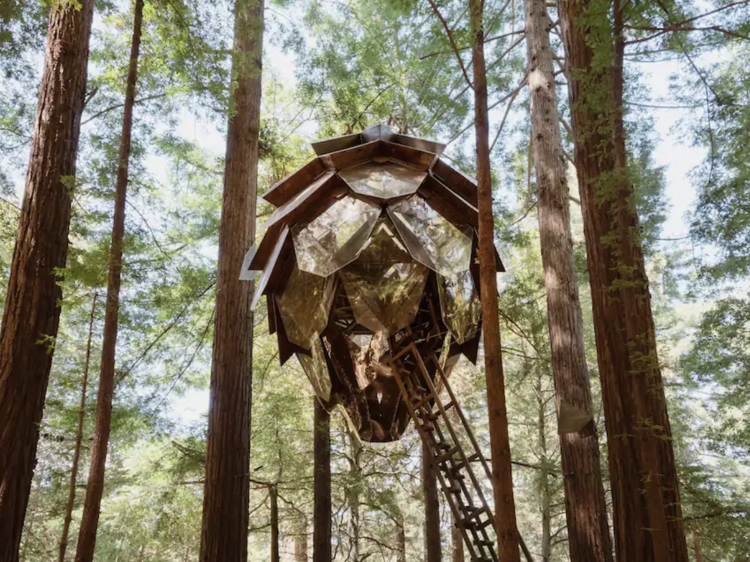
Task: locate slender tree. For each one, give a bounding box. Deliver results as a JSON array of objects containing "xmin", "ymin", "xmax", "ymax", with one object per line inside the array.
[
  {"xmin": 313, "ymin": 399, "xmax": 331, "ymax": 562},
  {"xmin": 422, "ymin": 439, "xmax": 441, "ymax": 562},
  {"xmin": 469, "ymin": 1, "xmax": 521, "ymax": 559},
  {"xmin": 524, "ymin": 0, "xmax": 613, "ymax": 560},
  {"xmin": 270, "ymin": 485, "xmax": 280, "ymax": 562},
  {"xmin": 58, "ymin": 293, "xmax": 98, "ymax": 562},
  {"xmin": 198, "ymin": 0, "xmax": 264, "ymax": 559},
  {"xmin": 74, "ymin": 2, "xmax": 144, "ymax": 559},
  {"xmin": 0, "ymin": 1, "xmax": 94, "ymax": 558},
  {"xmin": 557, "ymin": 0, "xmax": 689, "ymax": 559}
]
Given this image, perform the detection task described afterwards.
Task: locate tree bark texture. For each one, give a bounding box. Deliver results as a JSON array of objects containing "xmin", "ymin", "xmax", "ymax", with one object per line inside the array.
[
  {"xmin": 557, "ymin": 0, "xmax": 689, "ymax": 560},
  {"xmin": 313, "ymin": 399, "xmax": 331, "ymax": 562},
  {"xmin": 422, "ymin": 439, "xmax": 442, "ymax": 562},
  {"xmin": 58, "ymin": 293, "xmax": 98, "ymax": 562},
  {"xmin": 469, "ymin": 1, "xmax": 521, "ymax": 560},
  {"xmin": 524, "ymin": 1, "xmax": 614, "ymax": 561},
  {"xmin": 74, "ymin": 3, "xmax": 144, "ymax": 559},
  {"xmin": 0, "ymin": 1, "xmax": 94, "ymax": 559},
  {"xmin": 198, "ymin": 0, "xmax": 264, "ymax": 560}
]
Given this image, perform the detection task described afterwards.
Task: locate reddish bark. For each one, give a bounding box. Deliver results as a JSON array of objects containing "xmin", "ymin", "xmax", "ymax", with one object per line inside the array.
[
  {"xmin": 74, "ymin": 2, "xmax": 144, "ymax": 559},
  {"xmin": 558, "ymin": 0, "xmax": 689, "ymax": 559},
  {"xmin": 469, "ymin": 1, "xmax": 521, "ymax": 560},
  {"xmin": 313, "ymin": 399, "xmax": 331, "ymax": 562},
  {"xmin": 198, "ymin": 0, "xmax": 264, "ymax": 560},
  {"xmin": 58, "ymin": 293, "xmax": 98, "ymax": 562},
  {"xmin": 0, "ymin": 2, "xmax": 94, "ymax": 559},
  {"xmin": 524, "ymin": 0, "xmax": 613, "ymax": 560}
]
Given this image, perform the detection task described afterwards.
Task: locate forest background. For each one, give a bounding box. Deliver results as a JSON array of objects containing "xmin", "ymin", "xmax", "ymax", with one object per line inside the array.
[{"xmin": 1, "ymin": 0, "xmax": 749, "ymax": 560}]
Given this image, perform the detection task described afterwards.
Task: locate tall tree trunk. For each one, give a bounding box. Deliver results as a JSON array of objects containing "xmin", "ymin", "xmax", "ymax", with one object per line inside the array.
[
  {"xmin": 198, "ymin": 0, "xmax": 264, "ymax": 559},
  {"xmin": 313, "ymin": 399, "xmax": 331, "ymax": 562},
  {"xmin": 58, "ymin": 293, "xmax": 98, "ymax": 562},
  {"xmin": 468, "ymin": 1, "xmax": 521, "ymax": 560},
  {"xmin": 0, "ymin": 2, "xmax": 94, "ymax": 558},
  {"xmin": 524, "ymin": 1, "xmax": 614, "ymax": 560},
  {"xmin": 422, "ymin": 439, "xmax": 441, "ymax": 562},
  {"xmin": 557, "ymin": 0, "xmax": 689, "ymax": 560},
  {"xmin": 74, "ymin": 3, "xmax": 144, "ymax": 559},
  {"xmin": 451, "ymin": 519, "xmax": 464, "ymax": 562},
  {"xmin": 270, "ymin": 485, "xmax": 280, "ymax": 562}
]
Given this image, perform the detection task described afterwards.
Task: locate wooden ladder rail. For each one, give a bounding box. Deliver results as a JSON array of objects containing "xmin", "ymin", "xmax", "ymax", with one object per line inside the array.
[{"xmin": 388, "ymin": 342, "xmax": 498, "ymax": 562}]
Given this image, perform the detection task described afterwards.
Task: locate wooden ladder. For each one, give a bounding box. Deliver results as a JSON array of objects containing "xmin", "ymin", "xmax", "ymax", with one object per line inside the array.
[{"xmin": 388, "ymin": 342, "xmax": 498, "ymax": 562}]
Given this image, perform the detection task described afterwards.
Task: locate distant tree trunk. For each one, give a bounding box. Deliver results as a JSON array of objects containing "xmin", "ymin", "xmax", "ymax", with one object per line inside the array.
[
  {"xmin": 58, "ymin": 293, "xmax": 98, "ymax": 562},
  {"xmin": 469, "ymin": 1, "xmax": 521, "ymax": 560},
  {"xmin": 396, "ymin": 513, "xmax": 406, "ymax": 562},
  {"xmin": 313, "ymin": 399, "xmax": 331, "ymax": 562},
  {"xmin": 346, "ymin": 435, "xmax": 362, "ymax": 561},
  {"xmin": 422, "ymin": 439, "xmax": 441, "ymax": 562},
  {"xmin": 524, "ymin": 1, "xmax": 613, "ymax": 561},
  {"xmin": 451, "ymin": 519, "xmax": 464, "ymax": 562},
  {"xmin": 74, "ymin": 2, "xmax": 144, "ymax": 560},
  {"xmin": 294, "ymin": 519, "xmax": 308, "ymax": 562},
  {"xmin": 534, "ymin": 371, "xmax": 552, "ymax": 562},
  {"xmin": 557, "ymin": 0, "xmax": 689, "ymax": 560},
  {"xmin": 0, "ymin": 1, "xmax": 94, "ymax": 558},
  {"xmin": 270, "ymin": 485, "xmax": 280, "ymax": 562},
  {"xmin": 198, "ymin": 0, "xmax": 264, "ymax": 559},
  {"xmin": 692, "ymin": 532, "xmax": 704, "ymax": 562}
]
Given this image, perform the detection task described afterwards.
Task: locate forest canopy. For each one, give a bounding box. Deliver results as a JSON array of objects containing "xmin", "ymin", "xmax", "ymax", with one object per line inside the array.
[{"xmin": 0, "ymin": 0, "xmax": 749, "ymax": 561}]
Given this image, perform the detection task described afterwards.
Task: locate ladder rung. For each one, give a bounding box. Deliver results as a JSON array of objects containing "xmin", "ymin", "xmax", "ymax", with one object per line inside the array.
[{"xmin": 435, "ymin": 446, "xmax": 459, "ymax": 464}]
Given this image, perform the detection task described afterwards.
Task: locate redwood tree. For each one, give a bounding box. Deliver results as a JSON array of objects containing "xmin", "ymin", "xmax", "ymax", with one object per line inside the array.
[
  {"xmin": 198, "ymin": 0, "xmax": 264, "ymax": 559},
  {"xmin": 524, "ymin": 0, "xmax": 613, "ymax": 560},
  {"xmin": 0, "ymin": 1, "xmax": 94, "ymax": 558},
  {"xmin": 557, "ymin": 0, "xmax": 689, "ymax": 559},
  {"xmin": 74, "ymin": 2, "xmax": 144, "ymax": 559},
  {"xmin": 313, "ymin": 398, "xmax": 331, "ymax": 562},
  {"xmin": 469, "ymin": 0, "xmax": 521, "ymax": 559}
]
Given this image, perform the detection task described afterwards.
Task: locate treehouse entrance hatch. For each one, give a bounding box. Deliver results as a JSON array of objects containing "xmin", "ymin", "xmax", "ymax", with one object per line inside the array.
[{"xmin": 240, "ymin": 124, "xmax": 504, "ymax": 443}]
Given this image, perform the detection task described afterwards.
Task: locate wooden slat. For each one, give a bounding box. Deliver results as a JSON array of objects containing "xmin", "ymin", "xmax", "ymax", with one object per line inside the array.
[
  {"xmin": 362, "ymin": 123, "xmax": 394, "ymax": 143},
  {"xmin": 320, "ymin": 140, "xmax": 379, "ymax": 170},
  {"xmin": 392, "ymin": 133, "xmax": 445, "ymax": 156},
  {"xmin": 262, "ymin": 158, "xmax": 327, "ymax": 207},
  {"xmin": 380, "ymin": 140, "xmax": 436, "ymax": 171},
  {"xmin": 311, "ymin": 132, "xmax": 363, "ymax": 156},
  {"xmin": 431, "ymin": 158, "xmax": 479, "ymax": 207},
  {"xmin": 417, "ymin": 174, "xmax": 478, "ymax": 228}
]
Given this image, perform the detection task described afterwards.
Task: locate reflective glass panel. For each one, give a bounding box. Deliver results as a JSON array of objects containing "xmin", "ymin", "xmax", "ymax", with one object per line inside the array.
[
  {"xmin": 340, "ymin": 162, "xmax": 426, "ymax": 199},
  {"xmin": 438, "ymin": 270, "xmax": 481, "ymax": 344},
  {"xmin": 387, "ymin": 195, "xmax": 473, "ymax": 279},
  {"xmin": 340, "ymin": 218, "xmax": 428, "ymax": 334},
  {"xmin": 276, "ymin": 266, "xmax": 335, "ymax": 349},
  {"xmin": 297, "ymin": 334, "xmax": 331, "ymax": 401},
  {"xmin": 293, "ymin": 196, "xmax": 380, "ymax": 278}
]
